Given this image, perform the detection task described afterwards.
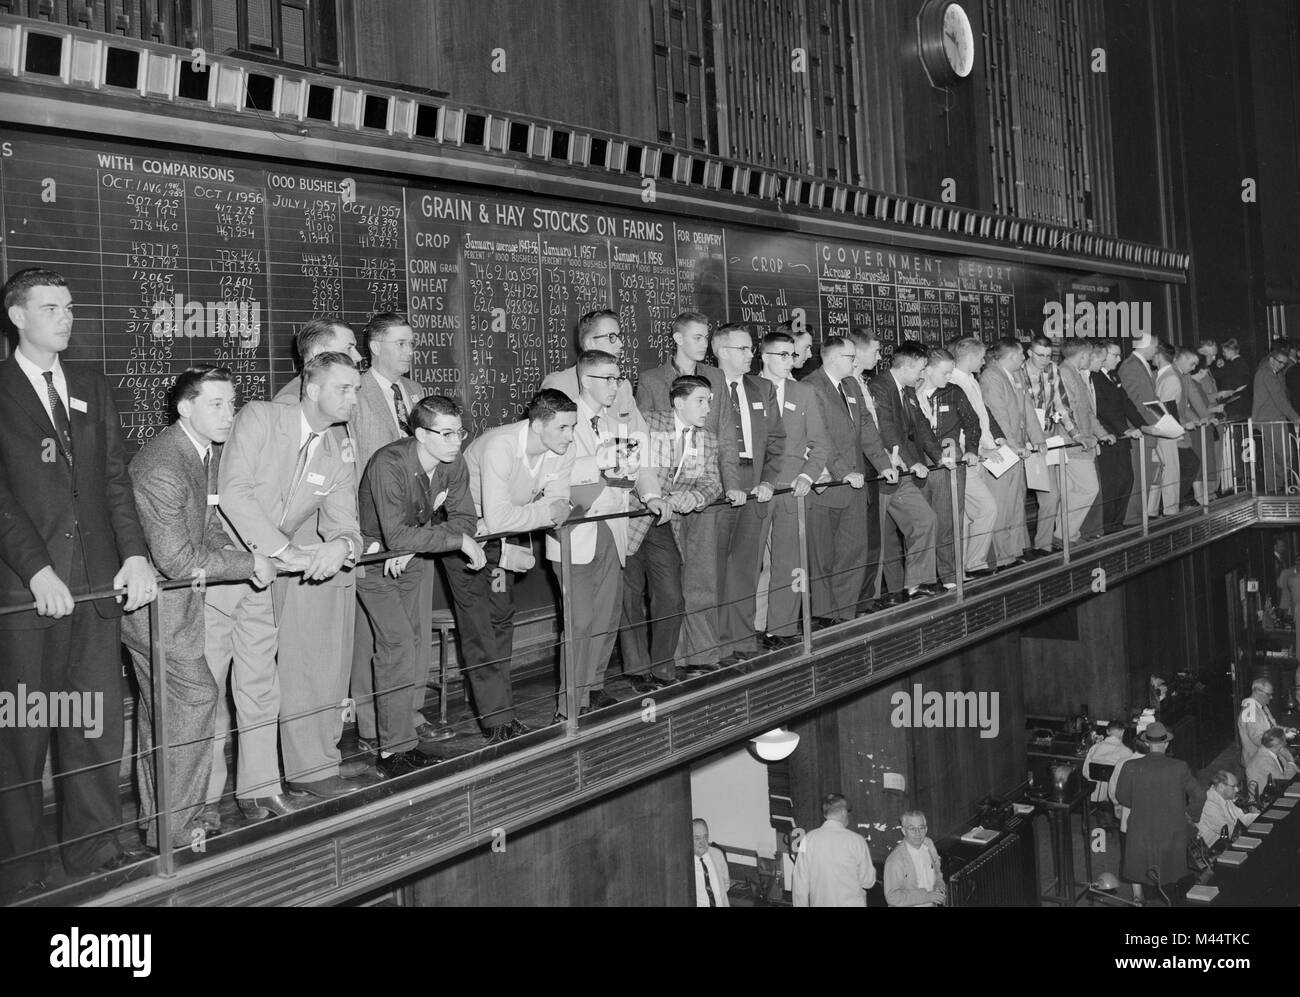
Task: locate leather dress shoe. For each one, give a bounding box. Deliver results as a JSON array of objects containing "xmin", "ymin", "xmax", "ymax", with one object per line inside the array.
[
  {"xmin": 376, "ymin": 749, "xmax": 437, "ymax": 778},
  {"xmin": 287, "ymin": 775, "xmax": 360, "ymax": 799},
  {"xmin": 484, "ymin": 725, "xmax": 513, "ymax": 746},
  {"xmin": 760, "ymin": 632, "xmax": 801, "ymax": 650},
  {"xmin": 339, "ymin": 757, "xmax": 376, "ymax": 779},
  {"xmin": 812, "ymin": 615, "xmax": 840, "ymax": 629},
  {"xmin": 857, "ymin": 600, "xmax": 882, "ymax": 615},
  {"xmin": 718, "ymin": 651, "xmax": 754, "ymax": 667},
  {"xmin": 415, "ymin": 720, "xmax": 455, "ymax": 743},
  {"xmin": 964, "ymin": 567, "xmax": 995, "ymax": 579},
  {"xmin": 237, "ymin": 793, "xmax": 309, "ymax": 820},
  {"xmin": 587, "ymin": 689, "xmax": 620, "ymax": 709},
  {"xmin": 504, "ymin": 718, "xmax": 532, "ymax": 737},
  {"xmin": 93, "ymin": 848, "xmax": 153, "ymax": 873},
  {"xmin": 627, "ymin": 674, "xmax": 661, "ymax": 694},
  {"xmin": 197, "ymin": 803, "xmax": 222, "ymax": 831},
  {"xmin": 906, "ymin": 584, "xmax": 939, "ymax": 599}
]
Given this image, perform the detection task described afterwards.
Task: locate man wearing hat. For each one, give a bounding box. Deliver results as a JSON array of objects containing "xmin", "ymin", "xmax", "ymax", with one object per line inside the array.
[{"xmin": 1113, "ymin": 722, "xmax": 1206, "ymax": 904}]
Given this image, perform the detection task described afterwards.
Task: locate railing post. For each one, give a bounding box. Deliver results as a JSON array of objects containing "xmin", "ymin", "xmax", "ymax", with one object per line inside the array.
[
  {"xmin": 1139, "ymin": 439, "xmax": 1149, "ymax": 537},
  {"xmin": 1248, "ymin": 418, "xmax": 1257, "ymax": 496},
  {"xmin": 1058, "ymin": 455, "xmax": 1070, "ymax": 564},
  {"xmin": 796, "ymin": 493, "xmax": 812, "ymax": 655},
  {"xmin": 950, "ymin": 464, "xmax": 964, "ymax": 600},
  {"xmin": 1200, "ymin": 423, "xmax": 1210, "ymax": 513},
  {"xmin": 559, "ymin": 523, "xmax": 579, "ymax": 736},
  {"xmin": 148, "ymin": 596, "xmax": 174, "ymax": 878}
]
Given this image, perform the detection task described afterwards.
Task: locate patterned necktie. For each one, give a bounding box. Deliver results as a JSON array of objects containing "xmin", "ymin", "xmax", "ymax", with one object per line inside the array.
[
  {"xmin": 391, "ymin": 382, "xmax": 410, "ymax": 433},
  {"xmin": 43, "ymin": 371, "xmax": 73, "ymax": 466},
  {"xmin": 700, "ymin": 857, "xmax": 717, "ymax": 906},
  {"xmin": 673, "ymin": 426, "xmax": 693, "ymax": 482},
  {"xmin": 729, "ymin": 381, "xmax": 746, "ymax": 457},
  {"xmin": 203, "ymin": 448, "xmax": 212, "ymax": 490},
  {"xmin": 590, "ymin": 415, "xmax": 601, "ymax": 439}
]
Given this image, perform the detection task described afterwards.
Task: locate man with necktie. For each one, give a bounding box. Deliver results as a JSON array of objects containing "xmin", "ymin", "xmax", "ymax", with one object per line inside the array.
[
  {"xmin": 219, "ymin": 352, "xmax": 364, "ymax": 800},
  {"xmin": 1091, "ymin": 341, "xmax": 1144, "ymax": 534},
  {"xmin": 0, "ymin": 268, "xmax": 155, "ymax": 900},
  {"xmin": 1238, "ymin": 678, "xmax": 1280, "ymax": 767},
  {"xmin": 979, "ymin": 339, "xmax": 1040, "ymax": 568},
  {"xmin": 849, "ymin": 330, "xmax": 889, "ymax": 611},
  {"xmin": 946, "ymin": 338, "xmax": 1008, "ymax": 575},
  {"xmin": 122, "ymin": 367, "xmax": 279, "ymax": 840},
  {"xmin": 357, "ymin": 396, "xmax": 490, "ymax": 776},
  {"xmin": 621, "ymin": 376, "xmax": 722, "ymax": 690},
  {"xmin": 1118, "ymin": 334, "xmax": 1163, "ymax": 523},
  {"xmin": 805, "ymin": 337, "xmax": 898, "ymax": 623},
  {"xmin": 692, "ymin": 818, "xmax": 731, "ymax": 907}
]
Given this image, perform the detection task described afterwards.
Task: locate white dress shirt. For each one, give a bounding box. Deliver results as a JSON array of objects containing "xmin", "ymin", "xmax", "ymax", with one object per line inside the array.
[
  {"xmin": 949, "ymin": 367, "xmax": 996, "ymax": 450},
  {"xmin": 369, "ymin": 368, "xmax": 413, "ymax": 433},
  {"xmin": 725, "ymin": 375, "xmax": 753, "ymax": 459},
  {"xmin": 694, "ymin": 852, "xmax": 723, "ymax": 907},
  {"xmin": 14, "ymin": 345, "xmax": 69, "ymax": 426},
  {"xmin": 762, "ymin": 371, "xmax": 786, "ymax": 411},
  {"xmin": 907, "ymin": 842, "xmax": 935, "ymax": 893}
]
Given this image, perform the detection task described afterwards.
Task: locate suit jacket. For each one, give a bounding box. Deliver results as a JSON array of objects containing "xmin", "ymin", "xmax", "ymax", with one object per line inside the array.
[
  {"xmin": 918, "ymin": 383, "xmax": 982, "ymax": 457},
  {"xmin": 1215, "ymin": 355, "xmax": 1251, "ymax": 420},
  {"xmin": 120, "ymin": 424, "xmax": 254, "ymax": 658},
  {"xmin": 727, "ymin": 373, "xmax": 785, "ymax": 492},
  {"xmin": 636, "ymin": 361, "xmax": 741, "ymax": 493},
  {"xmin": 765, "ymin": 376, "xmax": 829, "ymax": 487},
  {"xmin": 805, "ymin": 368, "xmax": 891, "ymax": 508},
  {"xmin": 1252, "ymin": 359, "xmax": 1299, "ymax": 424},
  {"xmin": 1092, "ymin": 368, "xmax": 1145, "ymax": 436},
  {"xmin": 0, "ymin": 357, "xmax": 148, "ymax": 628},
  {"xmin": 883, "ymin": 838, "xmax": 944, "ymax": 907},
  {"xmin": 217, "ymin": 401, "xmax": 362, "ymax": 559},
  {"xmin": 464, "ymin": 420, "xmax": 574, "ymax": 534},
  {"xmin": 1245, "ymin": 745, "xmax": 1298, "ymax": 793},
  {"xmin": 869, "ymin": 370, "xmax": 931, "ymax": 468},
  {"xmin": 980, "ymin": 365, "xmax": 1043, "ymax": 450},
  {"xmin": 359, "ymin": 437, "xmax": 476, "ymax": 555},
  {"xmin": 1118, "ymin": 353, "xmax": 1161, "ymax": 428},
  {"xmin": 1058, "ymin": 361, "xmax": 1104, "ymax": 458},
  {"xmin": 1114, "ymin": 752, "xmax": 1205, "ymax": 885},
  {"xmin": 626, "ymin": 409, "xmax": 721, "ymax": 556},
  {"xmin": 541, "ymin": 365, "xmax": 647, "ymax": 442},
  {"xmin": 1238, "ymin": 695, "xmax": 1280, "ymax": 766}
]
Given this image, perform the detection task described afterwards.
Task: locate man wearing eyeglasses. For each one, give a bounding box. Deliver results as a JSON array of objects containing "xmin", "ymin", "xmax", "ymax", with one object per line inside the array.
[
  {"xmin": 758, "ymin": 332, "xmax": 829, "ymax": 648},
  {"xmin": 1197, "ymin": 771, "xmax": 1256, "ymax": 846},
  {"xmin": 635, "ymin": 313, "xmax": 741, "ymax": 672},
  {"xmin": 357, "ymin": 396, "xmax": 489, "ymax": 777},
  {"xmin": 541, "ymin": 308, "xmax": 648, "ymax": 446},
  {"xmin": 884, "ymin": 811, "xmax": 946, "ymax": 907}
]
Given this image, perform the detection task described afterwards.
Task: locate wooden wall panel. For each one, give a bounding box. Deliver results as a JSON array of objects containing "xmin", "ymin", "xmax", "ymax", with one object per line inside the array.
[
  {"xmin": 786, "ymin": 705, "xmax": 842, "ymax": 834},
  {"xmin": 411, "ymin": 766, "xmax": 692, "ymax": 906},
  {"xmin": 1021, "ymin": 588, "xmax": 1128, "ymax": 718},
  {"xmin": 832, "ymin": 677, "xmax": 911, "ymax": 856}
]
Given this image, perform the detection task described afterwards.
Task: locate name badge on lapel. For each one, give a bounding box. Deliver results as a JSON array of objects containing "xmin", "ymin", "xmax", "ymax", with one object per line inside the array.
[
  {"xmin": 433, "ymin": 490, "xmax": 448, "ymax": 511},
  {"xmin": 784, "ymin": 401, "xmax": 797, "ymax": 411},
  {"xmin": 846, "ymin": 396, "xmax": 857, "ymax": 405},
  {"xmin": 207, "ymin": 494, "xmax": 220, "ymax": 506},
  {"xmin": 751, "ymin": 401, "xmax": 764, "ymax": 411},
  {"xmin": 69, "ymin": 397, "xmax": 87, "ymax": 413},
  {"xmin": 306, "ymin": 472, "xmax": 326, "ymax": 486}
]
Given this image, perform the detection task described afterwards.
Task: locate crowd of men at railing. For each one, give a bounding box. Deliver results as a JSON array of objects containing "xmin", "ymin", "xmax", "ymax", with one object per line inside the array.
[{"xmin": 0, "ymin": 263, "xmax": 1282, "ymax": 902}]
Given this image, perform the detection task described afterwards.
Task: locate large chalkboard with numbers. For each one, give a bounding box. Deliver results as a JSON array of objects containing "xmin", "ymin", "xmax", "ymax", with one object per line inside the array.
[{"xmin": 0, "ymin": 131, "xmax": 1168, "ymax": 448}]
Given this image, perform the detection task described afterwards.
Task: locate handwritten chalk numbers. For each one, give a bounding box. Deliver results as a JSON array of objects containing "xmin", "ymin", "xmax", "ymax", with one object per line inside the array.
[
  {"xmin": 491, "ymin": 827, "xmax": 507, "ymax": 853},
  {"xmin": 1091, "ymin": 48, "xmax": 1106, "ymax": 72},
  {"xmin": 1090, "ymin": 827, "xmax": 1106, "ymax": 853},
  {"xmin": 1091, "ymin": 567, "xmax": 1106, "ymax": 593},
  {"xmin": 640, "ymin": 698, "xmax": 657, "ymax": 723},
  {"xmin": 190, "ymin": 48, "xmax": 208, "ymax": 72},
  {"xmin": 791, "ymin": 48, "xmax": 807, "ymax": 73},
  {"xmin": 340, "ymin": 179, "xmax": 356, "ymax": 206},
  {"xmin": 490, "ymin": 48, "xmax": 507, "ymax": 74},
  {"xmin": 1241, "ymin": 178, "xmax": 1257, "ymax": 203},
  {"xmin": 641, "ymin": 177, "xmax": 656, "ymax": 204},
  {"xmin": 41, "ymin": 177, "xmax": 56, "ymax": 203},
  {"xmin": 791, "ymin": 568, "xmax": 807, "ymax": 594},
  {"xmin": 941, "ymin": 178, "xmax": 957, "ymax": 203}
]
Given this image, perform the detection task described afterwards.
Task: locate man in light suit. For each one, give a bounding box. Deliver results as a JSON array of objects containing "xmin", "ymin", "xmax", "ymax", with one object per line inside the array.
[
  {"xmin": 1057, "ymin": 340, "xmax": 1109, "ymax": 543},
  {"xmin": 636, "ymin": 312, "xmax": 739, "ymax": 670},
  {"xmin": 1118, "ymin": 335, "xmax": 1162, "ymax": 523},
  {"xmin": 884, "ymin": 810, "xmax": 946, "ymax": 907},
  {"xmin": 805, "ymin": 337, "xmax": 897, "ymax": 623},
  {"xmin": 713, "ymin": 324, "xmax": 785, "ymax": 663},
  {"xmin": 1238, "ymin": 677, "xmax": 1279, "ymax": 767},
  {"xmin": 219, "ymin": 352, "xmax": 364, "ymax": 798},
  {"xmin": 0, "ymin": 268, "xmax": 155, "ymax": 900},
  {"xmin": 758, "ymin": 332, "xmax": 829, "ymax": 648},
  {"xmin": 692, "ymin": 818, "xmax": 731, "ymax": 907},
  {"xmin": 549, "ymin": 350, "xmax": 669, "ymax": 717},
  {"xmin": 979, "ymin": 339, "xmax": 1038, "ymax": 568},
  {"xmin": 621, "ymin": 377, "xmax": 722, "ymax": 690},
  {"xmin": 357, "ymin": 396, "xmax": 490, "ymax": 775},
  {"xmin": 1252, "ymin": 344, "xmax": 1300, "ymax": 494},
  {"xmin": 122, "ymin": 367, "xmax": 280, "ymax": 839},
  {"xmin": 541, "ymin": 309, "xmax": 647, "ymax": 443},
  {"xmin": 869, "ymin": 343, "xmax": 940, "ymax": 598},
  {"xmin": 465, "ymin": 389, "xmax": 576, "ymax": 741},
  {"xmin": 1246, "ymin": 729, "xmax": 1298, "ymax": 796}
]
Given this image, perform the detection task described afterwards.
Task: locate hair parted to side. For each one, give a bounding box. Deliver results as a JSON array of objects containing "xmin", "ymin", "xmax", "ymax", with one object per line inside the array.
[
  {"xmin": 577, "ymin": 309, "xmax": 620, "ymax": 346},
  {"xmin": 303, "ymin": 350, "xmax": 356, "ymax": 385},
  {"xmin": 670, "ymin": 374, "xmax": 711, "ymax": 403},
  {"xmin": 295, "ymin": 317, "xmax": 353, "ymax": 363},
  {"xmin": 527, "ymin": 388, "xmax": 577, "ymax": 425},
  {"xmin": 410, "ymin": 394, "xmax": 461, "ymax": 431},
  {"xmin": 170, "ymin": 365, "xmax": 233, "ymax": 408},
  {"xmin": 2, "ymin": 267, "xmax": 66, "ymax": 311}
]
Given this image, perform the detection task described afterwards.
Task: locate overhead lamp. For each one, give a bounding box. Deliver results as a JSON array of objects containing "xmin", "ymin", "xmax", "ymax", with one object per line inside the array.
[{"xmin": 750, "ymin": 728, "xmax": 800, "ymax": 762}]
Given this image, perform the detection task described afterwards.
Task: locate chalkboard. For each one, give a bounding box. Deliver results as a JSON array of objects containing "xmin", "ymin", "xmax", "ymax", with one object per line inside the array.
[{"xmin": 0, "ymin": 131, "xmax": 1170, "ymax": 447}]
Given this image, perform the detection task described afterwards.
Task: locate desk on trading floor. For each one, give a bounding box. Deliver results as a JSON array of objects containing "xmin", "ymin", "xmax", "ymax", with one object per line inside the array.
[{"xmin": 1201, "ymin": 777, "xmax": 1300, "ymax": 907}]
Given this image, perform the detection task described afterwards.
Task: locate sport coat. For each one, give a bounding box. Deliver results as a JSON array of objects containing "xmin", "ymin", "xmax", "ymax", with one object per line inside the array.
[
  {"xmin": 626, "ymin": 409, "xmax": 722, "ymax": 555},
  {"xmin": 1246, "ymin": 745, "xmax": 1298, "ymax": 792},
  {"xmin": 724, "ymin": 373, "xmax": 786, "ymax": 492},
  {"xmin": 636, "ymin": 361, "xmax": 741, "ymax": 493},
  {"xmin": 980, "ymin": 365, "xmax": 1043, "ymax": 449},
  {"xmin": 1092, "ymin": 369, "xmax": 1144, "ymax": 436},
  {"xmin": 1058, "ymin": 361, "xmax": 1104, "ymax": 458},
  {"xmin": 765, "ymin": 376, "xmax": 829, "ymax": 487},
  {"xmin": 1252, "ymin": 359, "xmax": 1299, "ymax": 424},
  {"xmin": 805, "ymin": 368, "xmax": 891, "ymax": 508},
  {"xmin": 883, "ymin": 838, "xmax": 944, "ymax": 907},
  {"xmin": 464, "ymin": 420, "xmax": 574, "ymax": 534},
  {"xmin": 120, "ymin": 424, "xmax": 254, "ymax": 659},
  {"xmin": 1118, "ymin": 353, "xmax": 1161, "ymax": 427},
  {"xmin": 218, "ymin": 400, "xmax": 362, "ymax": 558},
  {"xmin": 0, "ymin": 357, "xmax": 148, "ymax": 628},
  {"xmin": 869, "ymin": 370, "xmax": 932, "ymax": 468},
  {"xmin": 918, "ymin": 383, "xmax": 982, "ymax": 457},
  {"xmin": 541, "ymin": 365, "xmax": 647, "ymax": 440},
  {"xmin": 359, "ymin": 437, "xmax": 477, "ymax": 555}
]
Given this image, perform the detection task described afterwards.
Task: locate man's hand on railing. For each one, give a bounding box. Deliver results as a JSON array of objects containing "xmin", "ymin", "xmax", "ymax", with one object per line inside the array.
[
  {"xmin": 842, "ymin": 471, "xmax": 865, "ymax": 490},
  {"xmin": 644, "ymin": 495, "xmax": 672, "ymax": 525},
  {"xmin": 880, "ymin": 466, "xmax": 900, "ymax": 484},
  {"xmin": 753, "ymin": 481, "xmax": 774, "ymax": 503},
  {"xmin": 383, "ymin": 553, "xmax": 416, "ymax": 579},
  {"xmin": 29, "ymin": 565, "xmax": 75, "ymax": 619},
  {"xmin": 725, "ymin": 488, "xmax": 749, "ymax": 507},
  {"xmin": 274, "ymin": 545, "xmax": 313, "ymax": 574},
  {"xmin": 302, "ymin": 539, "xmax": 350, "ymax": 582},
  {"xmin": 459, "ymin": 534, "xmax": 488, "ymax": 571},
  {"xmin": 546, "ymin": 497, "xmax": 570, "ymax": 527},
  {"xmin": 249, "ymin": 552, "xmax": 276, "ymax": 590},
  {"xmin": 790, "ymin": 475, "xmax": 811, "ymax": 498},
  {"xmin": 910, "ymin": 462, "xmax": 929, "ymax": 480},
  {"xmin": 671, "ymin": 492, "xmax": 702, "ymax": 513},
  {"xmin": 115, "ymin": 555, "xmax": 157, "ymax": 612}
]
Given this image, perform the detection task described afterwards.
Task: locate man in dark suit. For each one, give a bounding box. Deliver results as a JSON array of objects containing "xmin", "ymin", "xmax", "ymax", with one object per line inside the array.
[
  {"xmin": 621, "ymin": 377, "xmax": 722, "ymax": 689},
  {"xmin": 358, "ymin": 396, "xmax": 495, "ymax": 774},
  {"xmin": 1114, "ymin": 721, "xmax": 1206, "ymax": 904},
  {"xmin": 869, "ymin": 343, "xmax": 940, "ymax": 599},
  {"xmin": 0, "ymin": 268, "xmax": 155, "ymax": 899},
  {"xmin": 804, "ymin": 337, "xmax": 897, "ymax": 623},
  {"xmin": 712, "ymin": 323, "xmax": 785, "ymax": 663},
  {"xmin": 1092, "ymin": 341, "xmax": 1144, "ymax": 533},
  {"xmin": 1118, "ymin": 335, "xmax": 1162, "ymax": 523},
  {"xmin": 121, "ymin": 367, "xmax": 281, "ymax": 842}
]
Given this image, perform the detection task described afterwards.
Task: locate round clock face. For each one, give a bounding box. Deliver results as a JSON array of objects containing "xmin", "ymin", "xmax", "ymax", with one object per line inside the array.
[{"xmin": 942, "ymin": 3, "xmax": 975, "ymax": 78}]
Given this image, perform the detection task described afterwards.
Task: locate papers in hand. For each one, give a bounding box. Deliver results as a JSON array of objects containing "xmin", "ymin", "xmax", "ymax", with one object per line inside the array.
[
  {"xmin": 1143, "ymin": 402, "xmax": 1184, "ymax": 439},
  {"xmin": 982, "ymin": 443, "xmax": 1021, "ymax": 479}
]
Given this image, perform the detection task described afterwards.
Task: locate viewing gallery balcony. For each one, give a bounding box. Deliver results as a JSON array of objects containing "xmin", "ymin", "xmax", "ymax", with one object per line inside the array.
[{"xmin": 7, "ymin": 419, "xmax": 1294, "ymax": 907}]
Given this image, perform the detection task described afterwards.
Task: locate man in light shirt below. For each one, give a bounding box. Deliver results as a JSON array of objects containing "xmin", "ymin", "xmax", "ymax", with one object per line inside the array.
[
  {"xmin": 692, "ymin": 818, "xmax": 731, "ymax": 907},
  {"xmin": 1083, "ymin": 721, "xmax": 1137, "ymax": 813},
  {"xmin": 1197, "ymin": 770, "xmax": 1256, "ymax": 846},
  {"xmin": 792, "ymin": 793, "xmax": 876, "ymax": 907},
  {"xmin": 884, "ymin": 810, "xmax": 946, "ymax": 907}
]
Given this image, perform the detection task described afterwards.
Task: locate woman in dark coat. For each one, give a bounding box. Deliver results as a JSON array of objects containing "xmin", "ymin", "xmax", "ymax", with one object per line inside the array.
[{"xmin": 1114, "ymin": 722, "xmax": 1206, "ymax": 903}]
